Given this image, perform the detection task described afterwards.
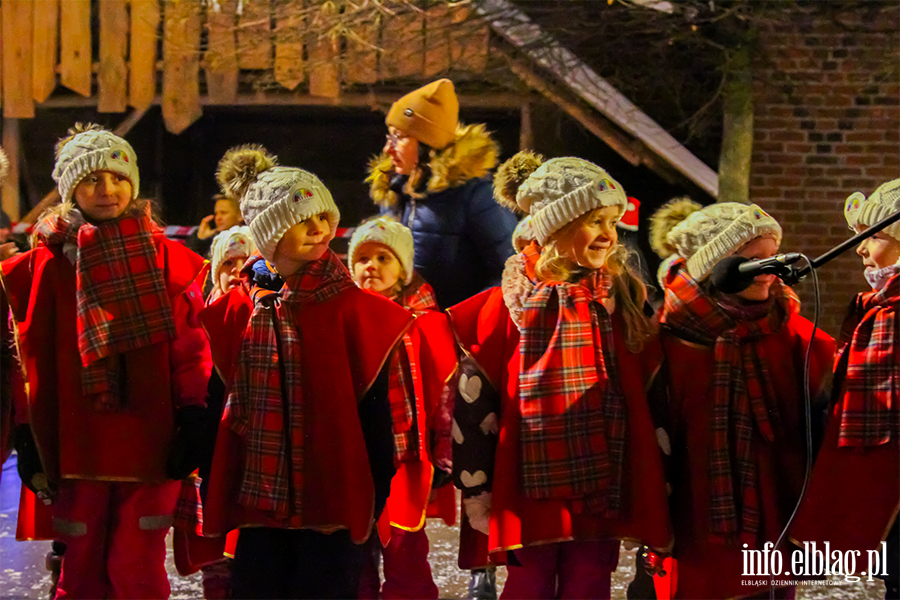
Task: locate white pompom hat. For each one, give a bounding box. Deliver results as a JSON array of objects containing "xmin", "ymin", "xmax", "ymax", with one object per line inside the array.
[
  {"xmin": 844, "ymin": 178, "xmax": 900, "ymax": 242},
  {"xmin": 52, "ymin": 129, "xmax": 140, "ymax": 203},
  {"xmin": 348, "ymin": 217, "xmax": 415, "ymax": 285}
]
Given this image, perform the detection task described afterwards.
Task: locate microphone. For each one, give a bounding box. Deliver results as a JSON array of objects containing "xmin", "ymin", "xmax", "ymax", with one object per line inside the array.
[{"xmin": 710, "ymin": 253, "xmax": 802, "ymax": 294}]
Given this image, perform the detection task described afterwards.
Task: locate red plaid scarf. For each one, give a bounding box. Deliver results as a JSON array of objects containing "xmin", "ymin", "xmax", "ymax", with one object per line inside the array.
[
  {"xmin": 35, "ymin": 206, "xmax": 176, "ymax": 410},
  {"xmin": 227, "ymin": 249, "xmax": 355, "ymax": 515},
  {"xmin": 660, "ymin": 261, "xmax": 799, "ymax": 543},
  {"xmin": 388, "ymin": 278, "xmax": 439, "ymax": 465},
  {"xmin": 518, "ymin": 268, "xmax": 627, "ymax": 516},
  {"xmin": 838, "ymin": 269, "xmax": 899, "ymax": 447}
]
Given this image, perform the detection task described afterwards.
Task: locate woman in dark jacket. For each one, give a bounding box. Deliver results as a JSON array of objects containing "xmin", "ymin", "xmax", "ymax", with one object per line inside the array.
[{"xmin": 367, "ymin": 79, "xmax": 518, "ymax": 309}]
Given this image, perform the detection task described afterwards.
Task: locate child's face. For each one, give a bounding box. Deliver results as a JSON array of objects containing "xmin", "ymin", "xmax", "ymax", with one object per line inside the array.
[
  {"xmin": 217, "ymin": 254, "xmax": 249, "ymax": 294},
  {"xmin": 557, "ymin": 205, "xmax": 620, "ymax": 270},
  {"xmin": 273, "ymin": 213, "xmax": 332, "ymax": 267},
  {"xmin": 73, "ymin": 170, "xmax": 133, "ymax": 221},
  {"xmin": 733, "ymin": 236, "xmax": 779, "ymax": 302},
  {"xmin": 352, "ymin": 242, "xmax": 403, "ymax": 297},
  {"xmin": 856, "ymin": 227, "xmax": 900, "ymax": 270},
  {"xmin": 214, "ymin": 199, "xmax": 242, "ymax": 231},
  {"xmin": 384, "ymin": 126, "xmax": 420, "ymax": 175}
]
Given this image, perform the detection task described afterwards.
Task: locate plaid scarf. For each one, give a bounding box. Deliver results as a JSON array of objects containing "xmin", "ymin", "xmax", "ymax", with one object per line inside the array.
[
  {"xmin": 838, "ymin": 269, "xmax": 899, "ymax": 447},
  {"xmin": 388, "ymin": 278, "xmax": 439, "ymax": 465},
  {"xmin": 227, "ymin": 249, "xmax": 355, "ymax": 516},
  {"xmin": 518, "ymin": 268, "xmax": 627, "ymax": 516},
  {"xmin": 35, "ymin": 206, "xmax": 176, "ymax": 410},
  {"xmin": 660, "ymin": 261, "xmax": 799, "ymax": 543}
]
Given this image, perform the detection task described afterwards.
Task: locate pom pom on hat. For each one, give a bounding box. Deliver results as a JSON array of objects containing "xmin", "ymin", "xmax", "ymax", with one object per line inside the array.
[
  {"xmin": 667, "ymin": 202, "xmax": 783, "ymax": 281},
  {"xmin": 217, "ymin": 144, "xmax": 340, "ymax": 263},
  {"xmin": 844, "ymin": 178, "xmax": 900, "ymax": 242},
  {"xmin": 513, "ymin": 157, "xmax": 628, "ymax": 245},
  {"xmin": 348, "ymin": 217, "xmax": 415, "ymax": 285},
  {"xmin": 649, "ymin": 197, "xmax": 703, "ymax": 259},
  {"xmin": 52, "ymin": 124, "xmax": 140, "ymax": 203},
  {"xmin": 386, "ymin": 79, "xmax": 459, "ymax": 150},
  {"xmin": 493, "ymin": 151, "xmax": 543, "ymax": 213},
  {"xmin": 210, "ymin": 226, "xmax": 256, "ymax": 286}
]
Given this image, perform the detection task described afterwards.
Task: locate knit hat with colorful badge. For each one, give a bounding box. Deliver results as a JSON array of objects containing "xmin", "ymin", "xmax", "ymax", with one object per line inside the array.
[
  {"xmin": 51, "ymin": 124, "xmax": 140, "ymax": 203},
  {"xmin": 493, "ymin": 151, "xmax": 627, "ymax": 246},
  {"xmin": 348, "ymin": 217, "xmax": 415, "ymax": 285},
  {"xmin": 386, "ymin": 79, "xmax": 459, "ymax": 150},
  {"xmin": 844, "ymin": 178, "xmax": 900, "ymax": 242},
  {"xmin": 665, "ymin": 202, "xmax": 782, "ymax": 281},
  {"xmin": 216, "ymin": 145, "xmax": 340, "ymax": 263},
  {"xmin": 210, "ymin": 225, "xmax": 257, "ymax": 283}
]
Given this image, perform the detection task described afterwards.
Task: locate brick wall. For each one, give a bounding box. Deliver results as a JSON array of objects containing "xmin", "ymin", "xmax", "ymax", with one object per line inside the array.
[{"xmin": 750, "ymin": 8, "xmax": 899, "ymax": 337}]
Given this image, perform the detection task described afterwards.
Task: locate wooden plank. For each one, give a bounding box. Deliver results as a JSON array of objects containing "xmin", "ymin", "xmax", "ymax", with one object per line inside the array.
[
  {"xmin": 344, "ymin": 6, "xmax": 378, "ymax": 84},
  {"xmin": 205, "ymin": 0, "xmax": 238, "ymax": 104},
  {"xmin": 163, "ymin": 0, "xmax": 202, "ymax": 134},
  {"xmin": 380, "ymin": 11, "xmax": 424, "ymax": 80},
  {"xmin": 308, "ymin": 33, "xmax": 340, "ymax": 99},
  {"xmin": 274, "ymin": 0, "xmax": 305, "ymax": 90},
  {"xmin": 2, "ymin": 119, "xmax": 20, "ymax": 222},
  {"xmin": 237, "ymin": 0, "xmax": 272, "ymax": 70},
  {"xmin": 2, "ymin": 0, "xmax": 34, "ymax": 118},
  {"xmin": 451, "ymin": 3, "xmax": 488, "ymax": 74},
  {"xmin": 130, "ymin": 0, "xmax": 160, "ymax": 111},
  {"xmin": 424, "ymin": 4, "xmax": 452, "ymax": 78},
  {"xmin": 32, "ymin": 0, "xmax": 58, "ymax": 103},
  {"xmin": 59, "ymin": 0, "xmax": 91, "ymax": 97},
  {"xmin": 98, "ymin": 0, "xmax": 129, "ymax": 113}
]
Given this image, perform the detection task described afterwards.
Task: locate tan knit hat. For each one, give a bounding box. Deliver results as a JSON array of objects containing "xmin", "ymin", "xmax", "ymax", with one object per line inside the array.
[
  {"xmin": 348, "ymin": 217, "xmax": 415, "ymax": 285},
  {"xmin": 52, "ymin": 128, "xmax": 140, "ymax": 203},
  {"xmin": 844, "ymin": 178, "xmax": 900, "ymax": 241},
  {"xmin": 386, "ymin": 79, "xmax": 459, "ymax": 150},
  {"xmin": 210, "ymin": 226, "xmax": 256, "ymax": 285},
  {"xmin": 667, "ymin": 202, "xmax": 782, "ymax": 280}
]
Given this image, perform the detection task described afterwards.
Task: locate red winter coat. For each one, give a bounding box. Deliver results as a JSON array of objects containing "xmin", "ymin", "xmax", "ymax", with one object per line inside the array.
[{"xmin": 663, "ymin": 313, "xmax": 834, "ymax": 600}]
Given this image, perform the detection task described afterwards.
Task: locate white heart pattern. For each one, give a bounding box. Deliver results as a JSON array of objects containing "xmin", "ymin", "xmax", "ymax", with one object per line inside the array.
[
  {"xmin": 479, "ymin": 412, "xmax": 499, "ymax": 436},
  {"xmin": 460, "ymin": 470, "xmax": 488, "ymax": 488},
  {"xmin": 452, "ymin": 419, "xmax": 464, "ymax": 445},
  {"xmin": 459, "ymin": 373, "xmax": 483, "ymax": 404},
  {"xmin": 655, "ymin": 427, "xmax": 671, "ymax": 456}
]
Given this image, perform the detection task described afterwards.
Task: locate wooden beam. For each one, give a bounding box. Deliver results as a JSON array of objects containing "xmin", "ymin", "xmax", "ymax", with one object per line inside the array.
[
  {"xmin": 380, "ymin": 12, "xmax": 424, "ymax": 79},
  {"xmin": 60, "ymin": 0, "xmax": 91, "ymax": 97},
  {"xmin": 206, "ymin": 0, "xmax": 239, "ymax": 104},
  {"xmin": 163, "ymin": 0, "xmax": 202, "ymax": 134},
  {"xmin": 2, "ymin": 0, "xmax": 34, "ymax": 118},
  {"xmin": 308, "ymin": 2, "xmax": 340, "ymax": 99},
  {"xmin": 32, "ymin": 0, "xmax": 58, "ymax": 103},
  {"xmin": 1, "ymin": 119, "xmax": 20, "ymax": 221},
  {"xmin": 237, "ymin": 0, "xmax": 273, "ymax": 70},
  {"xmin": 425, "ymin": 4, "xmax": 452, "ymax": 78},
  {"xmin": 344, "ymin": 7, "xmax": 379, "ymax": 84},
  {"xmin": 451, "ymin": 3, "xmax": 488, "ymax": 73},
  {"xmin": 130, "ymin": 0, "xmax": 160, "ymax": 111},
  {"xmin": 520, "ymin": 102, "xmax": 532, "ymax": 151},
  {"xmin": 274, "ymin": 0, "xmax": 305, "ymax": 91},
  {"xmin": 99, "ymin": 0, "xmax": 129, "ymax": 113}
]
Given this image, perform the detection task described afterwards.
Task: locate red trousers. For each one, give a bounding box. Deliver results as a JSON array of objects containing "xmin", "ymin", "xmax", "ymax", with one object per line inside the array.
[
  {"xmin": 359, "ymin": 525, "xmax": 439, "ymax": 599},
  {"xmin": 501, "ymin": 540, "xmax": 620, "ymax": 600},
  {"xmin": 52, "ymin": 479, "xmax": 180, "ymax": 600}
]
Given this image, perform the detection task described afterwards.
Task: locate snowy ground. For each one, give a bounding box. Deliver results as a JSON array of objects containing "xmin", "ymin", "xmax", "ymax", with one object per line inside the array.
[{"xmin": 0, "ymin": 458, "xmax": 885, "ymax": 599}]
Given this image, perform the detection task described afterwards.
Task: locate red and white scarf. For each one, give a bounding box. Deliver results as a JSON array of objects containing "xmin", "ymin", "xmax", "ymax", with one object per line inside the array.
[
  {"xmin": 227, "ymin": 249, "xmax": 355, "ymax": 516},
  {"xmin": 35, "ymin": 206, "xmax": 175, "ymax": 410},
  {"xmin": 661, "ymin": 260, "xmax": 799, "ymax": 543},
  {"xmin": 518, "ymin": 268, "xmax": 627, "ymax": 516},
  {"xmin": 838, "ymin": 269, "xmax": 899, "ymax": 447}
]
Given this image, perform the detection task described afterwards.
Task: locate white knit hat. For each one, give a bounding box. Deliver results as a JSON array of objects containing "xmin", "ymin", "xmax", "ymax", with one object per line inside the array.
[
  {"xmin": 514, "ymin": 157, "xmax": 627, "ymax": 245},
  {"xmin": 210, "ymin": 226, "xmax": 256, "ymax": 284},
  {"xmin": 348, "ymin": 217, "xmax": 415, "ymax": 285},
  {"xmin": 511, "ymin": 216, "xmax": 535, "ymax": 252},
  {"xmin": 52, "ymin": 129, "xmax": 140, "ymax": 203},
  {"xmin": 667, "ymin": 202, "xmax": 783, "ymax": 280},
  {"xmin": 844, "ymin": 178, "xmax": 900, "ymax": 242},
  {"xmin": 217, "ymin": 146, "xmax": 339, "ymax": 263}
]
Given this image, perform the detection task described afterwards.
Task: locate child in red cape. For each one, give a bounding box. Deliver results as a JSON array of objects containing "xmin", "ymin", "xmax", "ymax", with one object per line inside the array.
[
  {"xmin": 200, "ymin": 146, "xmax": 412, "ymax": 599},
  {"xmin": 448, "ymin": 152, "xmax": 672, "ymax": 599},
  {"xmin": 791, "ymin": 179, "xmax": 900, "ymax": 597},
  {"xmin": 348, "ymin": 216, "xmax": 458, "ymax": 599},
  {"xmin": 0, "ymin": 123, "xmax": 212, "ymax": 599},
  {"xmin": 650, "ymin": 199, "xmax": 835, "ymax": 599}
]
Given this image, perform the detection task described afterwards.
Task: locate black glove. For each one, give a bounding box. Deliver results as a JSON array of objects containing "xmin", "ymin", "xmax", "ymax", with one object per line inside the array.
[
  {"xmin": 14, "ymin": 425, "xmax": 45, "ymax": 494},
  {"xmin": 167, "ymin": 405, "xmax": 207, "ymax": 480}
]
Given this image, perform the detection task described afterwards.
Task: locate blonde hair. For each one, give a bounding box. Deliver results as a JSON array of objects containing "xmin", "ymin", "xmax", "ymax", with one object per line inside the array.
[{"xmin": 535, "ymin": 210, "xmax": 655, "ymax": 352}]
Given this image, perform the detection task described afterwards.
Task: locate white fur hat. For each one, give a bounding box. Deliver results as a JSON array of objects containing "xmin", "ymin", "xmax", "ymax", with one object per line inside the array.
[
  {"xmin": 217, "ymin": 146, "xmax": 339, "ymax": 263},
  {"xmin": 514, "ymin": 157, "xmax": 627, "ymax": 245},
  {"xmin": 210, "ymin": 226, "xmax": 256, "ymax": 285},
  {"xmin": 52, "ymin": 128, "xmax": 140, "ymax": 203},
  {"xmin": 667, "ymin": 202, "xmax": 783, "ymax": 280},
  {"xmin": 348, "ymin": 217, "xmax": 415, "ymax": 285},
  {"xmin": 844, "ymin": 178, "xmax": 900, "ymax": 241}
]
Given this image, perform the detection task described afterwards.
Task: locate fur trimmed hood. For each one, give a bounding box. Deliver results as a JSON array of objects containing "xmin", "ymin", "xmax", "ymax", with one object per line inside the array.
[{"xmin": 367, "ymin": 123, "xmax": 499, "ymax": 208}]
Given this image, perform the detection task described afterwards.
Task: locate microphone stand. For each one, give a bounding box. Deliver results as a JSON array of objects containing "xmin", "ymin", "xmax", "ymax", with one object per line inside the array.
[{"xmin": 782, "ymin": 207, "xmax": 900, "ymax": 286}]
